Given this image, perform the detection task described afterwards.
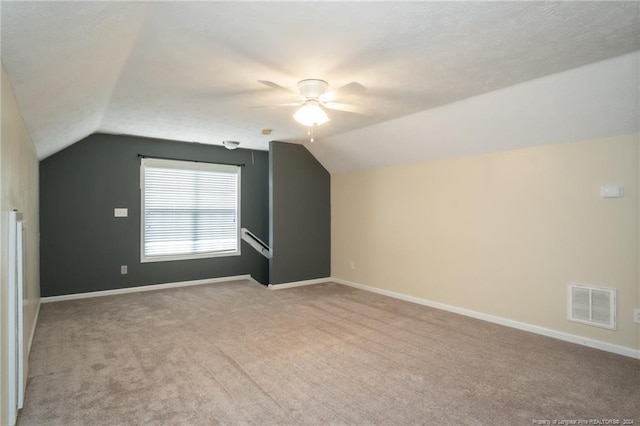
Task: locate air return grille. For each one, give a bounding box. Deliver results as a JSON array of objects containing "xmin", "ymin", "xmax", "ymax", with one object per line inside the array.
[{"xmin": 567, "ymin": 283, "xmax": 616, "ymax": 330}]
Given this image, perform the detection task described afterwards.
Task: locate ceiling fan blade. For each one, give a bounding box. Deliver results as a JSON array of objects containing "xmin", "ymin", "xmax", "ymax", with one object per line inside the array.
[
  {"xmin": 322, "ymin": 82, "xmax": 366, "ymax": 101},
  {"xmin": 323, "ymin": 102, "xmax": 369, "ymax": 115},
  {"xmin": 249, "ymin": 102, "xmax": 302, "ymax": 109},
  {"xmin": 257, "ymin": 80, "xmax": 297, "ymax": 95}
]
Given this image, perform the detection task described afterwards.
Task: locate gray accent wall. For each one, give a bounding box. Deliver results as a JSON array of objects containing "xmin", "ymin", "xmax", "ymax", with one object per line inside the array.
[
  {"xmin": 269, "ymin": 141, "xmax": 330, "ymax": 284},
  {"xmin": 40, "ymin": 134, "xmax": 269, "ymax": 296}
]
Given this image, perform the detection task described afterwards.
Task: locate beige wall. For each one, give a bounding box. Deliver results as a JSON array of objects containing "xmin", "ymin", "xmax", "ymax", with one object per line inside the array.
[
  {"xmin": 1, "ymin": 63, "xmax": 40, "ymax": 425},
  {"xmin": 332, "ymin": 134, "xmax": 639, "ymax": 351}
]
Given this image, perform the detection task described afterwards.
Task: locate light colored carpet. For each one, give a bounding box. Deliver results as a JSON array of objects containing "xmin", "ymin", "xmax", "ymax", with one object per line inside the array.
[{"xmin": 19, "ymin": 280, "xmax": 639, "ymax": 425}]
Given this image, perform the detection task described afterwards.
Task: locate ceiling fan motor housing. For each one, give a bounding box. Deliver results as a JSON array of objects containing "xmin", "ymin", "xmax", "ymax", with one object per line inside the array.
[{"xmin": 297, "ymin": 79, "xmax": 328, "ymax": 99}]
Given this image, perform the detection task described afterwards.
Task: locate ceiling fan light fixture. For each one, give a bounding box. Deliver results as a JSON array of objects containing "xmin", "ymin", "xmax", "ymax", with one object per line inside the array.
[{"xmin": 293, "ymin": 100, "xmax": 329, "ymax": 126}]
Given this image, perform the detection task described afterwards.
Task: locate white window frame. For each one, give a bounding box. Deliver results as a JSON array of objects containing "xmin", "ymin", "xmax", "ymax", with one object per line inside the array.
[{"xmin": 140, "ymin": 158, "xmax": 241, "ymax": 263}]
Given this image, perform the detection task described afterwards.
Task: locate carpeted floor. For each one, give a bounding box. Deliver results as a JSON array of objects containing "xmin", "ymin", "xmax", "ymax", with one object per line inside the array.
[{"xmin": 18, "ymin": 280, "xmax": 639, "ymax": 425}]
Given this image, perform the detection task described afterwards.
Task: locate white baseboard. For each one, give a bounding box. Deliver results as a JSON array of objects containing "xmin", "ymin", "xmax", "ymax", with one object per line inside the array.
[
  {"xmin": 331, "ymin": 277, "xmax": 640, "ymax": 360},
  {"xmin": 268, "ymin": 277, "xmax": 331, "ymax": 290},
  {"xmin": 41, "ymin": 275, "xmax": 252, "ymax": 303}
]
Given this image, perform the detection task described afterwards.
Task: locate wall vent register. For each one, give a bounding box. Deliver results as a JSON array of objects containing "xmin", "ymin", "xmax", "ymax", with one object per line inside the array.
[{"xmin": 567, "ymin": 283, "xmax": 616, "ymax": 330}]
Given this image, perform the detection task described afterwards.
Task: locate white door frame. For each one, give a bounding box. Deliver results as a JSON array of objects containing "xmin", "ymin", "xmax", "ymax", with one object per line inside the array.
[{"xmin": 7, "ymin": 210, "xmax": 25, "ymax": 425}]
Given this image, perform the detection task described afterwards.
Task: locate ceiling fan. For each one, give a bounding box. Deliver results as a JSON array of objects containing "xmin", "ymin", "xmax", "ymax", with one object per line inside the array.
[{"xmin": 253, "ymin": 79, "xmax": 367, "ymax": 141}]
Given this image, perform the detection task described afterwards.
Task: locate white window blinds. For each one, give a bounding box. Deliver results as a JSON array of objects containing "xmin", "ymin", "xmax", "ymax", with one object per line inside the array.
[{"xmin": 140, "ymin": 158, "xmax": 241, "ymax": 262}]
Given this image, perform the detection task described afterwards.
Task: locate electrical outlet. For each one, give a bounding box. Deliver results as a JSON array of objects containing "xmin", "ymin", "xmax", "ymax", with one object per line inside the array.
[
  {"xmin": 349, "ymin": 260, "xmax": 355, "ymax": 270},
  {"xmin": 120, "ymin": 265, "xmax": 128, "ymax": 275},
  {"xmin": 634, "ymin": 308, "xmax": 640, "ymax": 324}
]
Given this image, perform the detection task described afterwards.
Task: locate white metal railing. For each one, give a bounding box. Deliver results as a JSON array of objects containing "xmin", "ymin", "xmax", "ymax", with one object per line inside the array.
[{"xmin": 241, "ymin": 228, "xmax": 272, "ymax": 259}]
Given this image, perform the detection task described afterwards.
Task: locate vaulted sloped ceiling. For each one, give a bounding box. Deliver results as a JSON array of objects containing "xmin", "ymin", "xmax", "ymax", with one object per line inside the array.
[{"xmin": 1, "ymin": 2, "xmax": 639, "ymax": 169}]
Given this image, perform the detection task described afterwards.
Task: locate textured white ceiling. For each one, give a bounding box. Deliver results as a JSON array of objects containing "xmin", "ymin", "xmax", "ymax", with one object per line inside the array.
[
  {"xmin": 308, "ymin": 52, "xmax": 640, "ymax": 173},
  {"xmin": 1, "ymin": 1, "xmax": 639, "ymax": 164}
]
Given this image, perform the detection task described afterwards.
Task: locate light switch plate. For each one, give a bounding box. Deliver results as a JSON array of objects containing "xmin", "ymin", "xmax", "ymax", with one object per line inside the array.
[
  {"xmin": 114, "ymin": 208, "xmax": 128, "ymax": 217},
  {"xmin": 600, "ymin": 186, "xmax": 623, "ymax": 198}
]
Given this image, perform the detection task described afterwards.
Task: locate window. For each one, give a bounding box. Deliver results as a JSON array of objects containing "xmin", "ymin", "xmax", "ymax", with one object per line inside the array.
[{"xmin": 140, "ymin": 158, "xmax": 241, "ymax": 262}]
